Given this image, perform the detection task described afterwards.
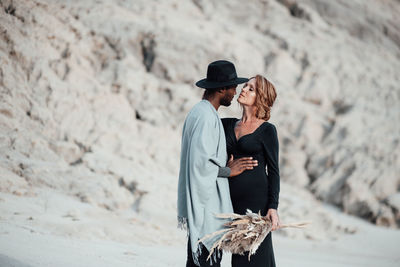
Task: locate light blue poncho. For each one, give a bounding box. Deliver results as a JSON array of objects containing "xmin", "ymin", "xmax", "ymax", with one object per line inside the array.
[{"xmin": 177, "ymin": 100, "xmax": 233, "ymax": 265}]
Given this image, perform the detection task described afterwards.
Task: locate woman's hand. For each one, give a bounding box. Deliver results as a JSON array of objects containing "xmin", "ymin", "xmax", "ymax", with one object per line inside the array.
[{"xmin": 266, "ymin": 209, "xmax": 280, "ymax": 231}]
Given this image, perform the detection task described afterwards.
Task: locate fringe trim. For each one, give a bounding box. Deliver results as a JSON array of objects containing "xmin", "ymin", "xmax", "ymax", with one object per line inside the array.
[
  {"xmin": 192, "ymin": 241, "xmax": 222, "ymax": 267},
  {"xmin": 177, "ymin": 216, "xmax": 188, "ymax": 231},
  {"xmin": 177, "ymin": 216, "xmax": 222, "ymax": 266}
]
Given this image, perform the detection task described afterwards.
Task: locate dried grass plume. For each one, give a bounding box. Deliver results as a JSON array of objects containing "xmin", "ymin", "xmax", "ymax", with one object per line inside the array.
[{"xmin": 198, "ymin": 209, "xmax": 311, "ymax": 261}]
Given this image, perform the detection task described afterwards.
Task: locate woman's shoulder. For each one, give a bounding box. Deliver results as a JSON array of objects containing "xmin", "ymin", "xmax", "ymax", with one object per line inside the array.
[{"xmin": 262, "ymin": 121, "xmax": 278, "ymax": 136}]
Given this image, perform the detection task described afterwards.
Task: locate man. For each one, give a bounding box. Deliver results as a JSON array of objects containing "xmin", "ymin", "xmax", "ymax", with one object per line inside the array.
[{"xmin": 177, "ymin": 60, "xmax": 258, "ymax": 266}]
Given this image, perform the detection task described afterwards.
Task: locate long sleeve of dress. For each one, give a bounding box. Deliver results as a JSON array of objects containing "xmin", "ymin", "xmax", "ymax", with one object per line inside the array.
[{"xmin": 261, "ymin": 123, "xmax": 280, "ymax": 210}]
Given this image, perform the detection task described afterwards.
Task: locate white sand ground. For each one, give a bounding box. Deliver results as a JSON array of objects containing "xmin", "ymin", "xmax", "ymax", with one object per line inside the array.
[
  {"xmin": 1, "ymin": 220, "xmax": 400, "ymax": 267},
  {"xmin": 1, "ymin": 191, "xmax": 399, "ymax": 267}
]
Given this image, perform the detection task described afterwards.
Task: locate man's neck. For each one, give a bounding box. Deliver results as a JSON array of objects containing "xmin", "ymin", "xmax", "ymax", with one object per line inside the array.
[{"xmin": 204, "ymin": 97, "xmax": 220, "ymax": 111}]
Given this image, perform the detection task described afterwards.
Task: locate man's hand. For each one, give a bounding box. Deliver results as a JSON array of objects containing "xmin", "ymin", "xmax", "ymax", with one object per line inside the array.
[
  {"xmin": 266, "ymin": 209, "xmax": 280, "ymax": 231},
  {"xmin": 227, "ymin": 155, "xmax": 258, "ymax": 177}
]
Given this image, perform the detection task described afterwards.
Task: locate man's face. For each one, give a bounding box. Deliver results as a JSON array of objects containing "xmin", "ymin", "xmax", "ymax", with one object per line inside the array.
[{"xmin": 220, "ymin": 85, "xmax": 237, "ymax": 106}]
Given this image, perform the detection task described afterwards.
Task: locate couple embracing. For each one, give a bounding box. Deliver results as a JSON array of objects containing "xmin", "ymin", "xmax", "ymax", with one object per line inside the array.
[{"xmin": 177, "ymin": 60, "xmax": 280, "ymax": 267}]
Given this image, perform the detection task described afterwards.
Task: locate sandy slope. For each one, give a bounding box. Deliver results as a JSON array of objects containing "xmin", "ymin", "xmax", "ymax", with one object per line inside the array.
[
  {"xmin": 1, "ymin": 191, "xmax": 399, "ymax": 267},
  {"xmin": 1, "ymin": 220, "xmax": 399, "ymax": 267}
]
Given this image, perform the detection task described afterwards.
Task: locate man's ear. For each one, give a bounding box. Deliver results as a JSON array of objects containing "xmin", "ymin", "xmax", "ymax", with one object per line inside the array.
[{"xmin": 217, "ymin": 87, "xmax": 227, "ymax": 94}]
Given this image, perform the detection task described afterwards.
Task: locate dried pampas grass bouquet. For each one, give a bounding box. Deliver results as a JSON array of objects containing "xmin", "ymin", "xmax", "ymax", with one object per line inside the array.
[{"xmin": 197, "ymin": 209, "xmax": 311, "ymax": 261}]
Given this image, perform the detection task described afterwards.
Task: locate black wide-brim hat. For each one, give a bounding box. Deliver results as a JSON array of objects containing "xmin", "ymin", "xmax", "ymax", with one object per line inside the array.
[{"xmin": 196, "ymin": 60, "xmax": 249, "ymax": 89}]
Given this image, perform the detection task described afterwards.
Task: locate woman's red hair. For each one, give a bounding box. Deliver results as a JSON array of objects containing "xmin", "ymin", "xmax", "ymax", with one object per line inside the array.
[{"xmin": 251, "ymin": 75, "xmax": 277, "ymax": 121}]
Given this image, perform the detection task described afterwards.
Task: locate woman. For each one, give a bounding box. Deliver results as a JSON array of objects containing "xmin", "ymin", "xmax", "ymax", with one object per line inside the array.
[{"xmin": 222, "ymin": 75, "xmax": 280, "ymax": 267}]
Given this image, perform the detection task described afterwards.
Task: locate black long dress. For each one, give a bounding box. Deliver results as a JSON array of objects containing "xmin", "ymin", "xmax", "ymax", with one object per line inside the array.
[{"xmin": 221, "ymin": 118, "xmax": 280, "ymax": 267}]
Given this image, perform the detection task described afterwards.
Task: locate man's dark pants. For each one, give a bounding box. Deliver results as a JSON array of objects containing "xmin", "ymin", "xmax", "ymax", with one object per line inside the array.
[{"xmin": 186, "ymin": 238, "xmax": 222, "ymax": 267}]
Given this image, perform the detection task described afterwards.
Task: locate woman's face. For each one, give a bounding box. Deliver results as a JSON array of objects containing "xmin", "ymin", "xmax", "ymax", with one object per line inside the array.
[{"xmin": 237, "ymin": 78, "xmax": 257, "ymax": 106}]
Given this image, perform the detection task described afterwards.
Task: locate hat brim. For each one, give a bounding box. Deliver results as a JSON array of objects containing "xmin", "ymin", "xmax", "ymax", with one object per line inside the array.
[{"xmin": 195, "ymin": 77, "xmax": 249, "ymax": 89}]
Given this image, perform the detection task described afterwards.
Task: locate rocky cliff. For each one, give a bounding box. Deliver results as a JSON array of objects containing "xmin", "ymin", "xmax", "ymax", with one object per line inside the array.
[{"xmin": 1, "ymin": 0, "xmax": 399, "ymax": 242}]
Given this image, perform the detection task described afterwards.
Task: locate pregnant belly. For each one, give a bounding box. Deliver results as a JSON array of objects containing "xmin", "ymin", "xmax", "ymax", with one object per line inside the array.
[
  {"xmin": 228, "ymin": 165, "xmax": 269, "ymax": 215},
  {"xmin": 228, "ymin": 165, "xmax": 268, "ymax": 201}
]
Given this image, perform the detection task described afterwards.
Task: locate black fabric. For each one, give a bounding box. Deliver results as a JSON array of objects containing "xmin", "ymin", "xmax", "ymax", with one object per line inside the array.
[
  {"xmin": 231, "ymin": 232, "xmax": 276, "ymax": 267},
  {"xmin": 186, "ymin": 237, "xmax": 222, "ymax": 267},
  {"xmin": 195, "ymin": 60, "xmax": 248, "ymax": 89},
  {"xmin": 222, "ymin": 118, "xmax": 280, "ymax": 267}
]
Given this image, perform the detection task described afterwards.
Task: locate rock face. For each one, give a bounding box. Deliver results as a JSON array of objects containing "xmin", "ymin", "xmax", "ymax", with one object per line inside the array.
[{"xmin": 0, "ymin": 0, "xmax": 399, "ymax": 242}]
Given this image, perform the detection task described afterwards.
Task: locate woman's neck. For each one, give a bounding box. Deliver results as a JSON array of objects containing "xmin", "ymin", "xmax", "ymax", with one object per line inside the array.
[{"xmin": 241, "ymin": 105, "xmax": 258, "ymax": 123}]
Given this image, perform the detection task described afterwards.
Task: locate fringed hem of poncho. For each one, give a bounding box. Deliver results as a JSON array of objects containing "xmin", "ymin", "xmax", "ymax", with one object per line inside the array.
[
  {"xmin": 177, "ymin": 216, "xmax": 188, "ymax": 231},
  {"xmin": 177, "ymin": 216, "xmax": 222, "ymax": 267}
]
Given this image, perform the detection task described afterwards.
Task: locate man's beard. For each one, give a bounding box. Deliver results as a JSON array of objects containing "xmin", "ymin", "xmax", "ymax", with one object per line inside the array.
[{"xmin": 220, "ymin": 95, "xmax": 232, "ymax": 106}]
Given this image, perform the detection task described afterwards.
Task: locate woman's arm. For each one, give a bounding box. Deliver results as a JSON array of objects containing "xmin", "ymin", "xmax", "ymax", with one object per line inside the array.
[
  {"xmin": 262, "ymin": 123, "xmax": 281, "ymax": 230},
  {"xmin": 262, "ymin": 123, "xmax": 280, "ymax": 210}
]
